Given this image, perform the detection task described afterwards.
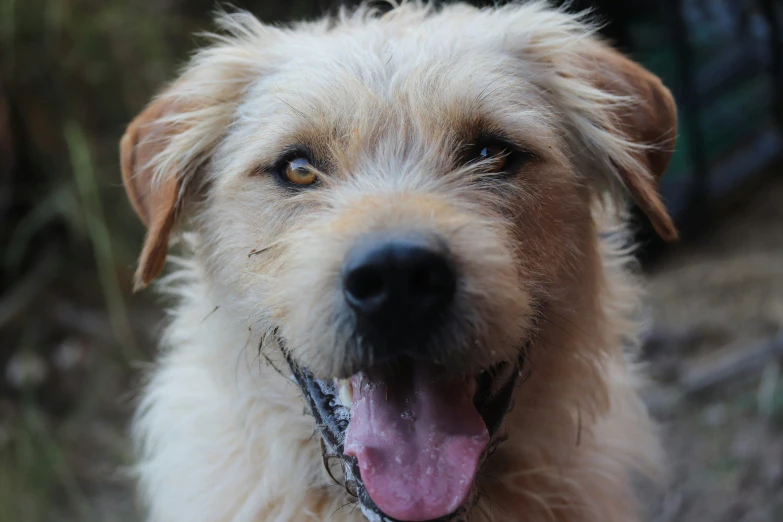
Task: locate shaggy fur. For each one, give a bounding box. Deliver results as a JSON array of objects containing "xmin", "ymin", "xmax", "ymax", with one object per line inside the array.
[{"xmin": 121, "ymin": 2, "xmax": 678, "ymax": 521}]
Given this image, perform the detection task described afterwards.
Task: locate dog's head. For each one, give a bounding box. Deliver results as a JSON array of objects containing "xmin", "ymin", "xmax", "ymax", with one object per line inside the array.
[{"xmin": 121, "ymin": 3, "xmax": 676, "ymax": 521}]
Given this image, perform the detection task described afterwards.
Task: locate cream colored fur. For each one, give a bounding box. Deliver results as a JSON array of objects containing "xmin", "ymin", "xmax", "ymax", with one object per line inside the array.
[{"xmin": 128, "ymin": 2, "xmax": 672, "ymax": 521}]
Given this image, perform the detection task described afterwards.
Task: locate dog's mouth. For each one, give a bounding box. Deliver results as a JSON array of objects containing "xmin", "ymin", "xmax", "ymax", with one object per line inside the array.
[{"xmin": 282, "ymin": 345, "xmax": 524, "ymax": 522}]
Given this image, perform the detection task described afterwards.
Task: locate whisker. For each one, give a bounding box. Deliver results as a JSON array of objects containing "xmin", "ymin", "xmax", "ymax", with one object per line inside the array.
[
  {"xmin": 328, "ymin": 500, "xmax": 357, "ymax": 520},
  {"xmin": 320, "ymin": 438, "xmax": 344, "ymax": 487},
  {"xmin": 258, "ymin": 334, "xmax": 287, "ymax": 378},
  {"xmin": 200, "ymin": 305, "xmax": 220, "ymax": 323},
  {"xmin": 544, "ymin": 309, "xmax": 588, "ymax": 337},
  {"xmin": 478, "ymin": 484, "xmax": 508, "ymax": 518},
  {"xmin": 313, "ymin": 483, "xmax": 347, "ymax": 492},
  {"xmin": 475, "ymin": 501, "xmax": 490, "ymax": 521},
  {"xmin": 248, "ymin": 245, "xmax": 273, "ymax": 257},
  {"xmin": 536, "ymin": 315, "xmax": 577, "ymax": 342}
]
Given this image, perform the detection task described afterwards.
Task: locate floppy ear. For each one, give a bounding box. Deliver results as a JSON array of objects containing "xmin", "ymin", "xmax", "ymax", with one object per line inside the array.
[
  {"xmin": 586, "ymin": 45, "xmax": 679, "ymax": 241},
  {"xmin": 120, "ymin": 97, "xmax": 185, "ymax": 291},
  {"xmin": 119, "ymin": 11, "xmax": 278, "ymax": 290}
]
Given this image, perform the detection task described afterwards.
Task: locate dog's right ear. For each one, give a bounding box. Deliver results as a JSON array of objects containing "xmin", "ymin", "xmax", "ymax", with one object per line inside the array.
[
  {"xmin": 120, "ymin": 11, "xmax": 276, "ymax": 290},
  {"xmin": 120, "ymin": 96, "xmax": 186, "ymax": 291}
]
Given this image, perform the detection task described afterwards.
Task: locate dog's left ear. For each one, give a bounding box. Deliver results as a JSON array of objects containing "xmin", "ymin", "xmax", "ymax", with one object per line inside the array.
[
  {"xmin": 120, "ymin": 95, "xmax": 186, "ymax": 291},
  {"xmin": 584, "ymin": 44, "xmax": 679, "ymax": 241}
]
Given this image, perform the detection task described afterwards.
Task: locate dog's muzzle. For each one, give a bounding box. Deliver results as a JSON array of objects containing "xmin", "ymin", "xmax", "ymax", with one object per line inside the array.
[{"xmin": 275, "ymin": 233, "xmax": 531, "ymax": 522}]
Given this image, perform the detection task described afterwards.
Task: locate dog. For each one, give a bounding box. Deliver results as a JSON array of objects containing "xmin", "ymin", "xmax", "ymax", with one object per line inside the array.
[{"xmin": 120, "ymin": 2, "xmax": 678, "ymax": 521}]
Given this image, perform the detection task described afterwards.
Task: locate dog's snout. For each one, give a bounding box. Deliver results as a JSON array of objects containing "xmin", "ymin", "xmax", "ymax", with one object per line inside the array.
[{"xmin": 342, "ymin": 237, "xmax": 456, "ymax": 332}]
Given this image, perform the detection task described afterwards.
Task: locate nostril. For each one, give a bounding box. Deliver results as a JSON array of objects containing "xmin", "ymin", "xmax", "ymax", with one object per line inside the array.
[{"xmin": 345, "ymin": 266, "xmax": 386, "ymax": 303}]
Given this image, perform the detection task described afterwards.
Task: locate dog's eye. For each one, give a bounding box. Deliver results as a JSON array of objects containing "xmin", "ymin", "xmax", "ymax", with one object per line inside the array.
[
  {"xmin": 474, "ymin": 141, "xmax": 509, "ymax": 172},
  {"xmin": 284, "ymin": 157, "xmax": 317, "ymax": 185},
  {"xmin": 271, "ymin": 151, "xmax": 318, "ymax": 187},
  {"xmin": 463, "ymin": 138, "xmax": 534, "ymax": 175}
]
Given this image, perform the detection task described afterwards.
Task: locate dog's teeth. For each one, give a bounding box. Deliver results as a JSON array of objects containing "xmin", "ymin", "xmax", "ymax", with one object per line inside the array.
[{"xmin": 337, "ymin": 378, "xmax": 353, "ymax": 408}]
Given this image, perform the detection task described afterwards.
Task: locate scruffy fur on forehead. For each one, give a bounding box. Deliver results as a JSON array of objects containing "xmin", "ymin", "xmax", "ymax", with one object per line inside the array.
[
  {"xmin": 123, "ymin": 2, "xmax": 676, "ymax": 522},
  {"xmin": 148, "ymin": 1, "xmax": 659, "ymax": 186}
]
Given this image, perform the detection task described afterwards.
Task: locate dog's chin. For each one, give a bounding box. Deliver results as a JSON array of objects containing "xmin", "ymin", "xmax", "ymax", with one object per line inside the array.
[{"xmin": 281, "ymin": 340, "xmax": 525, "ymax": 522}]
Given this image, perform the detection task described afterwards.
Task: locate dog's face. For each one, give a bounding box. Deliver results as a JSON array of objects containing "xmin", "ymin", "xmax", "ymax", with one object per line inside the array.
[{"xmin": 121, "ymin": 4, "xmax": 676, "ymax": 521}]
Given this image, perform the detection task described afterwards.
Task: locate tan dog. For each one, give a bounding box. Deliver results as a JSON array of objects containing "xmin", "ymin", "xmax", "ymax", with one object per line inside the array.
[{"xmin": 121, "ymin": 2, "xmax": 677, "ymax": 521}]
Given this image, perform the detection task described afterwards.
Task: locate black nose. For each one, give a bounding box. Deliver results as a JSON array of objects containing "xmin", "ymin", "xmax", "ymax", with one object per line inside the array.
[{"xmin": 342, "ymin": 237, "xmax": 456, "ymax": 337}]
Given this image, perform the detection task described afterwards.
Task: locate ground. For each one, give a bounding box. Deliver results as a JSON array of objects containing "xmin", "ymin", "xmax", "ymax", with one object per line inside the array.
[{"xmin": 641, "ymin": 172, "xmax": 783, "ymax": 522}]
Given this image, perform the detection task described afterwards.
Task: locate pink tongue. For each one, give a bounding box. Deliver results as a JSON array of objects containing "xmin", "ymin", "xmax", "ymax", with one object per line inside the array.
[{"xmin": 344, "ymin": 364, "xmax": 489, "ymax": 521}]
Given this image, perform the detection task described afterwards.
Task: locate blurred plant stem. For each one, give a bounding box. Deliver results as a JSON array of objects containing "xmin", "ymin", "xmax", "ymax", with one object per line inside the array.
[
  {"xmin": 65, "ymin": 121, "xmax": 139, "ymax": 363},
  {"xmin": 0, "ymin": 0, "xmax": 16, "ymax": 74}
]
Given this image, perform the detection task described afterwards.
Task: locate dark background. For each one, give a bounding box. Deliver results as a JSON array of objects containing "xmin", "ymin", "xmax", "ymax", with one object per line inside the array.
[{"xmin": 1, "ymin": 1, "xmax": 782, "ymax": 521}]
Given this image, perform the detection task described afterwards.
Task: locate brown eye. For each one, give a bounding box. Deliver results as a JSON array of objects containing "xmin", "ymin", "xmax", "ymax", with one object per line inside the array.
[
  {"xmin": 463, "ymin": 137, "xmax": 535, "ymax": 176},
  {"xmin": 269, "ymin": 148, "xmax": 321, "ymax": 188},
  {"xmin": 283, "ymin": 156, "xmax": 317, "ymax": 185},
  {"xmin": 475, "ymin": 142, "xmax": 509, "ymax": 172}
]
